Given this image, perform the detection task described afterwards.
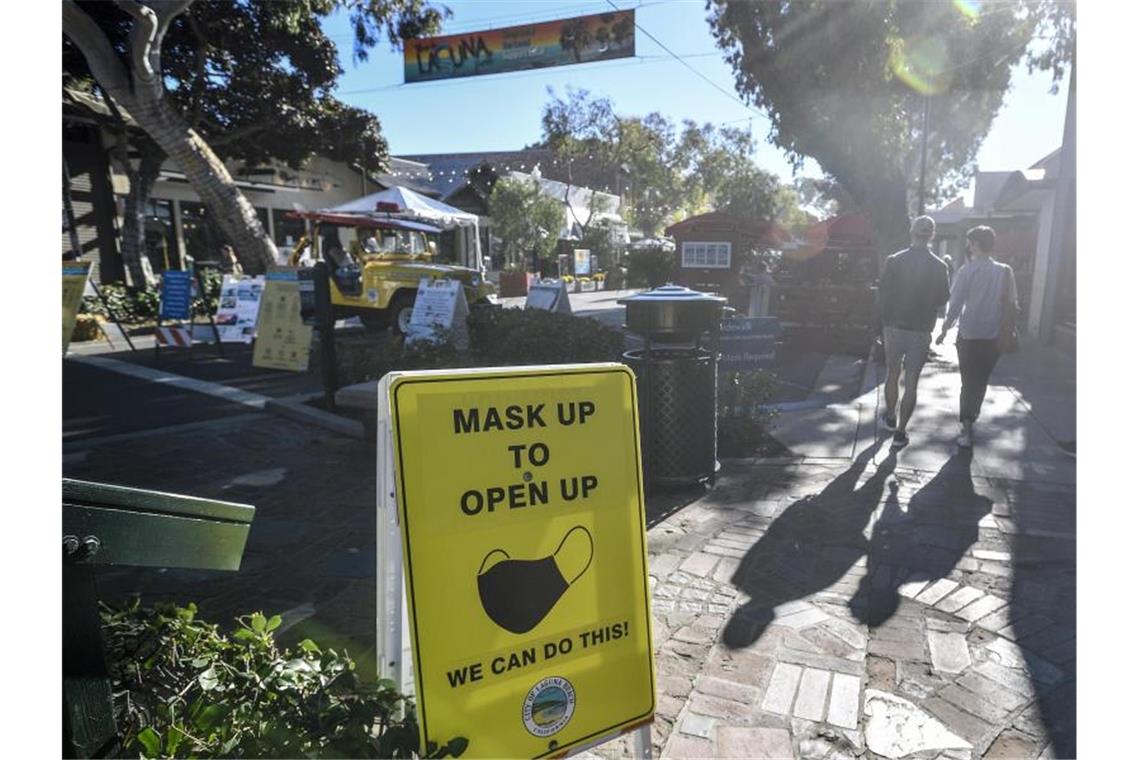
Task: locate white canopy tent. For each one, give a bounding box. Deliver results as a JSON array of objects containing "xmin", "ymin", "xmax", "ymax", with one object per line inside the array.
[{"xmin": 321, "ymin": 186, "xmax": 483, "ymax": 270}]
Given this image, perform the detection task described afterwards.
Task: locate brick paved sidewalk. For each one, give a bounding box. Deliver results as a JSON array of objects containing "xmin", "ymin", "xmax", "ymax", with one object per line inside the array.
[
  {"xmin": 587, "ymin": 337, "xmax": 1075, "ymax": 760},
  {"xmin": 586, "ymin": 450, "xmax": 1074, "ymax": 760}
]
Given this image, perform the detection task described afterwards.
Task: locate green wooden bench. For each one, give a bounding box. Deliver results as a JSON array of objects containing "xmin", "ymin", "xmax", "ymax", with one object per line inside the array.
[{"xmin": 62, "ymin": 479, "xmax": 255, "ymax": 758}]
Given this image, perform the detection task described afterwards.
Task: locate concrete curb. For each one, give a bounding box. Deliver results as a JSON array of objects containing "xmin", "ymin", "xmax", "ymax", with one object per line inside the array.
[
  {"xmin": 67, "ymin": 355, "xmax": 366, "ymax": 440},
  {"xmin": 70, "ymin": 355, "xmax": 270, "ymax": 409},
  {"xmin": 265, "ymin": 398, "xmax": 367, "ymax": 439}
]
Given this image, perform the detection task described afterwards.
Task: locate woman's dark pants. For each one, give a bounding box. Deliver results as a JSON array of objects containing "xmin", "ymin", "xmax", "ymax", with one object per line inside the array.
[{"xmin": 956, "ymin": 338, "xmax": 1001, "ymax": 422}]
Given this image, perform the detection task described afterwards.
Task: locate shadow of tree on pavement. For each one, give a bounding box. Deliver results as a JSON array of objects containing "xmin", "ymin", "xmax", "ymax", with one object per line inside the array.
[
  {"xmin": 1008, "ymin": 478, "xmax": 1077, "ymax": 758},
  {"xmin": 722, "ymin": 444, "xmax": 896, "ymax": 648}
]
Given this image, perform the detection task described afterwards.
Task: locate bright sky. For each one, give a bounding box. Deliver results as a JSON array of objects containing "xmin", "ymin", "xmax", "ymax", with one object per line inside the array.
[{"xmin": 326, "ymin": 1, "xmax": 1069, "ymax": 194}]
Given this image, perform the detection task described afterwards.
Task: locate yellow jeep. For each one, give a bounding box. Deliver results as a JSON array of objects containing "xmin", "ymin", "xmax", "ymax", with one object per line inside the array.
[{"xmin": 290, "ymin": 216, "xmax": 495, "ymax": 334}]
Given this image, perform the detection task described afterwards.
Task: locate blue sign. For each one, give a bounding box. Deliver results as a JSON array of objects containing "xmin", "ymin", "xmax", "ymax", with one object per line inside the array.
[
  {"xmin": 160, "ymin": 270, "xmax": 193, "ymax": 320},
  {"xmin": 719, "ymin": 317, "xmax": 781, "ymax": 370}
]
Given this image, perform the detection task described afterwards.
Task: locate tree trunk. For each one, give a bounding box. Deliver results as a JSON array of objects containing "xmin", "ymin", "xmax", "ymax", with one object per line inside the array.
[
  {"xmin": 128, "ymin": 97, "xmax": 277, "ymax": 273},
  {"xmin": 120, "ymin": 140, "xmax": 165, "ymax": 286},
  {"xmin": 64, "ymin": 0, "xmax": 276, "ymax": 274},
  {"xmin": 860, "ymin": 178, "xmax": 911, "ymax": 267}
]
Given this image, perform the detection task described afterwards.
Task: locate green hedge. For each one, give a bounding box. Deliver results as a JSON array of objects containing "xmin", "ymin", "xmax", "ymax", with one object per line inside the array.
[
  {"xmin": 625, "ymin": 246, "xmax": 675, "ymax": 288},
  {"xmin": 102, "ymin": 600, "xmax": 465, "ymax": 758},
  {"xmin": 337, "ymin": 307, "xmax": 626, "ymax": 386},
  {"xmin": 82, "ymin": 270, "xmax": 223, "ymax": 323},
  {"xmin": 717, "ymin": 369, "xmax": 781, "ymax": 457}
]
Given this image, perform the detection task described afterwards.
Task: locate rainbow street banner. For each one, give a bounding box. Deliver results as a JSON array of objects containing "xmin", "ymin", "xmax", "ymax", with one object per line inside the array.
[{"xmin": 404, "ymin": 10, "xmax": 635, "ymax": 83}]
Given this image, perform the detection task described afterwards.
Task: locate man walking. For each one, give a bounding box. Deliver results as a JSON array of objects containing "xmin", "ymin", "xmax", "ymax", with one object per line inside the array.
[{"xmin": 878, "ymin": 216, "xmax": 950, "ymax": 449}]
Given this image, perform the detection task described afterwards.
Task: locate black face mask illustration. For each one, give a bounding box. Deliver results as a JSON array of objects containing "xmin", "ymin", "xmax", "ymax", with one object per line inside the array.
[{"xmin": 477, "ymin": 526, "xmax": 593, "ymax": 634}]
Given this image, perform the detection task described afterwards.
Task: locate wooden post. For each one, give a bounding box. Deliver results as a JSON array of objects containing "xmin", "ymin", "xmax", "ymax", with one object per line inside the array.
[
  {"xmin": 313, "ymin": 261, "xmax": 338, "ymax": 409},
  {"xmin": 193, "ymin": 262, "xmax": 225, "ymax": 358}
]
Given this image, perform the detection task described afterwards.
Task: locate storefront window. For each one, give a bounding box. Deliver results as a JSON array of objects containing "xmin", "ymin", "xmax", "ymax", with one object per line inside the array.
[
  {"xmin": 143, "ymin": 199, "xmax": 178, "ymax": 272},
  {"xmin": 272, "ymin": 208, "xmax": 307, "ymax": 247},
  {"xmin": 681, "ymin": 241, "xmax": 732, "ymax": 269},
  {"xmin": 180, "ymin": 201, "xmax": 224, "ymax": 263}
]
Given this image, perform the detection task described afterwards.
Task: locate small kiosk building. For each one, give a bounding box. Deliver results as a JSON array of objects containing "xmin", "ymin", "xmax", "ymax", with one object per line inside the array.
[{"xmin": 663, "ymin": 213, "xmax": 790, "ymax": 313}]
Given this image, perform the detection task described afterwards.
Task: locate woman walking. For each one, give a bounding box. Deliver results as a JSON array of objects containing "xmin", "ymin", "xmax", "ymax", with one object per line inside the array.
[{"xmin": 935, "ymin": 226, "xmax": 1019, "ymax": 447}]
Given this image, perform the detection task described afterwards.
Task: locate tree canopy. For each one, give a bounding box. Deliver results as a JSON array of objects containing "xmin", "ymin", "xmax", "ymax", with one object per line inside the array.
[
  {"xmin": 706, "ymin": 0, "xmax": 1075, "ymax": 255},
  {"xmin": 539, "ymin": 87, "xmax": 803, "ymax": 236},
  {"xmin": 63, "ymin": 0, "xmax": 448, "ymax": 273},
  {"xmin": 487, "ymin": 176, "xmax": 566, "ymax": 269}
]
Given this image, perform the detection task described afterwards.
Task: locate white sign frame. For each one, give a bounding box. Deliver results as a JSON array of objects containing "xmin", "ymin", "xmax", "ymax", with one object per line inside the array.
[
  {"xmin": 377, "ymin": 372, "xmax": 416, "ymax": 695},
  {"xmin": 405, "ymin": 277, "xmax": 470, "ymax": 350},
  {"xmin": 524, "ymin": 279, "xmax": 573, "ymax": 314}
]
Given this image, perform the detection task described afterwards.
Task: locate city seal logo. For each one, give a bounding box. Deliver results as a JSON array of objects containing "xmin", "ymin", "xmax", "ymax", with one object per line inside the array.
[{"xmin": 522, "ymin": 676, "xmax": 576, "ymax": 738}]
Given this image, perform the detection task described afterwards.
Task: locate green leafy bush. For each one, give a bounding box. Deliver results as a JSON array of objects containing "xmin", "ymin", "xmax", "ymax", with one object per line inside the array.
[
  {"xmin": 192, "ymin": 268, "xmax": 223, "ymax": 317},
  {"xmin": 101, "ymin": 601, "xmax": 466, "ymax": 759},
  {"xmin": 469, "ymin": 307, "xmax": 624, "ymax": 366},
  {"xmin": 81, "ymin": 269, "xmax": 222, "ymax": 323},
  {"xmin": 626, "ymin": 245, "xmax": 675, "ymax": 288},
  {"xmin": 336, "ymin": 330, "xmax": 467, "ymax": 387},
  {"xmin": 83, "ymin": 283, "xmax": 160, "ymax": 323},
  {"xmin": 717, "ymin": 369, "xmax": 781, "ymax": 457},
  {"xmin": 336, "ymin": 307, "xmax": 626, "ymax": 385}
]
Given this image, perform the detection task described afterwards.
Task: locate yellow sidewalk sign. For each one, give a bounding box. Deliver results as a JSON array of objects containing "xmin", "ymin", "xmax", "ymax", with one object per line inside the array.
[
  {"xmin": 387, "ymin": 364, "xmax": 655, "ymax": 758},
  {"xmin": 253, "ymin": 269, "xmax": 313, "ymax": 371},
  {"xmin": 62, "ymin": 261, "xmax": 91, "ymax": 354}
]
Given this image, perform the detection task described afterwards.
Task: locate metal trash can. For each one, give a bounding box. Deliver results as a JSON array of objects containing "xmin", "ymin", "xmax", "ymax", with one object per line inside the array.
[{"xmin": 619, "ymin": 285, "xmax": 726, "ymax": 487}]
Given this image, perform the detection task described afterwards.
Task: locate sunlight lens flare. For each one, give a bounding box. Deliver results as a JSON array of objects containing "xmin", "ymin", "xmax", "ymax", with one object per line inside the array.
[
  {"xmin": 952, "ymin": 0, "xmax": 983, "ymax": 21},
  {"xmin": 890, "ymin": 36, "xmax": 953, "ymax": 95}
]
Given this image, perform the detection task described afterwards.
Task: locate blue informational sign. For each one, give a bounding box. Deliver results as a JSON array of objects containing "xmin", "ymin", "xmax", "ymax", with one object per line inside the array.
[
  {"xmin": 719, "ymin": 317, "xmax": 781, "ymax": 370},
  {"xmin": 160, "ymin": 270, "xmax": 193, "ymax": 320}
]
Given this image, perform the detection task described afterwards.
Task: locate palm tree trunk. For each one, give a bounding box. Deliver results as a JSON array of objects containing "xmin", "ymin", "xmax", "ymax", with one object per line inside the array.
[
  {"xmin": 128, "ymin": 96, "xmax": 277, "ymax": 273},
  {"xmin": 64, "ymin": 0, "xmax": 275, "ymax": 273},
  {"xmin": 120, "ymin": 140, "xmax": 165, "ymax": 286}
]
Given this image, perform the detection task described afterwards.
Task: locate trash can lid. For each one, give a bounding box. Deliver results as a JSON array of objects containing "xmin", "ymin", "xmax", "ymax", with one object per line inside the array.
[{"xmin": 617, "ymin": 284, "xmax": 727, "ymax": 304}]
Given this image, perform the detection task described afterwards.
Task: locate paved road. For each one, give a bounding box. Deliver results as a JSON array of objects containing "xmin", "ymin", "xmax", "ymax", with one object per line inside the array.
[
  {"xmin": 63, "ymin": 359, "xmax": 251, "ymax": 443},
  {"xmin": 70, "ymin": 341, "xmax": 323, "ymax": 399}
]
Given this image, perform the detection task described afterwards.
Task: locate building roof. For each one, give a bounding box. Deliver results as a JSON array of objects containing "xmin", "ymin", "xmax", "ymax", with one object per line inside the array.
[
  {"xmin": 931, "ymin": 196, "xmax": 972, "ymax": 226},
  {"xmin": 64, "ymin": 86, "xmax": 137, "ymax": 127},
  {"xmin": 665, "ymin": 212, "xmax": 792, "ymax": 248},
  {"xmin": 1030, "ymin": 147, "xmax": 1062, "ymax": 177},
  {"xmin": 781, "ymin": 214, "xmax": 875, "ymax": 261},
  {"xmin": 972, "ymin": 171, "xmax": 1019, "ymax": 213},
  {"xmin": 993, "ymin": 170, "xmax": 1056, "ymax": 212},
  {"xmin": 371, "ymin": 158, "xmax": 441, "ymax": 198},
  {"xmin": 927, "ymin": 145, "xmax": 1064, "ymax": 229}
]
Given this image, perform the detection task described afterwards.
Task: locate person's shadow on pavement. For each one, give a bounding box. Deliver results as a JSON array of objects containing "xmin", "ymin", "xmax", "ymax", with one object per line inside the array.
[
  {"xmin": 850, "ymin": 449, "xmax": 992, "ymax": 627},
  {"xmin": 723, "ymin": 444, "xmax": 897, "ymax": 649}
]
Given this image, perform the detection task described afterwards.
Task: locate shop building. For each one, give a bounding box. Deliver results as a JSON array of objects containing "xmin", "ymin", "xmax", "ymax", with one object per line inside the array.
[{"xmin": 63, "ymin": 88, "xmax": 427, "ymax": 282}]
